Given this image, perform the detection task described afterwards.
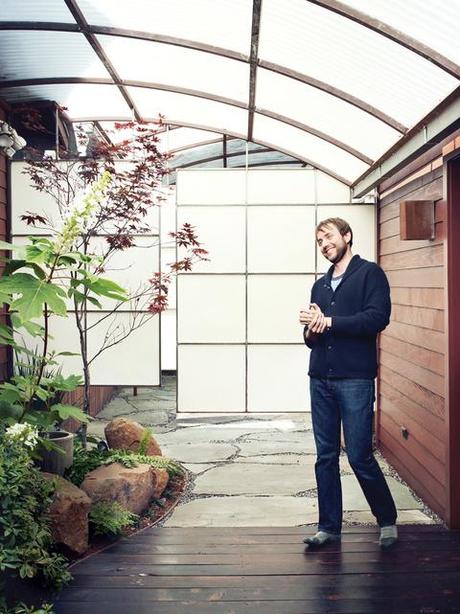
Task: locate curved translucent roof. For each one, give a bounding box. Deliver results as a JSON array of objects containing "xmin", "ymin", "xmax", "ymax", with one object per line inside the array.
[{"xmin": 1, "ymin": 0, "xmax": 459, "ymax": 186}]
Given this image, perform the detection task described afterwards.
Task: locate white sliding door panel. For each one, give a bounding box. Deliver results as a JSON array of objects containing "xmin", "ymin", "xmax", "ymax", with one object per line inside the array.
[
  {"xmin": 88, "ymin": 235, "xmax": 160, "ymax": 311},
  {"xmin": 177, "ymin": 207, "xmax": 246, "ymax": 273},
  {"xmin": 177, "ymin": 275, "xmax": 246, "ymax": 343},
  {"xmin": 177, "ymin": 169, "xmax": 246, "ymax": 205},
  {"xmin": 248, "ymin": 345, "xmax": 310, "ymax": 412},
  {"xmin": 247, "ymin": 206, "xmax": 316, "ymax": 272},
  {"xmin": 88, "ymin": 312, "xmax": 160, "ymax": 385},
  {"xmin": 316, "ymin": 205, "xmax": 376, "ymax": 272},
  {"xmin": 247, "ymin": 169, "xmax": 315, "ymax": 204},
  {"xmin": 174, "ymin": 169, "xmax": 375, "ymax": 413},
  {"xmin": 161, "ymin": 309, "xmax": 177, "ymax": 371},
  {"xmin": 247, "ymin": 275, "xmax": 315, "ymax": 343},
  {"xmin": 178, "ymin": 345, "xmax": 245, "ymax": 412}
]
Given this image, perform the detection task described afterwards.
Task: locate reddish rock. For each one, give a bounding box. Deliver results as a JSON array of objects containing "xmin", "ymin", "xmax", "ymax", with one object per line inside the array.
[
  {"xmin": 81, "ymin": 462, "xmax": 156, "ymax": 515},
  {"xmin": 151, "ymin": 467, "xmax": 169, "ymax": 499},
  {"xmin": 105, "ymin": 417, "xmax": 162, "ymax": 456},
  {"xmin": 43, "ymin": 473, "xmax": 91, "ymax": 555}
]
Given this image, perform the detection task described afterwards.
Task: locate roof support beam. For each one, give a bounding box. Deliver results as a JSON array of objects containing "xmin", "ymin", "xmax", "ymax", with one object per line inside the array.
[
  {"xmin": 0, "ymin": 21, "xmax": 406, "ymax": 133},
  {"xmin": 352, "ymin": 86, "xmax": 460, "ymax": 197},
  {"xmin": 62, "ymin": 0, "xmax": 142, "ymax": 121},
  {"xmin": 1, "ymin": 77, "xmax": 372, "ymax": 163},
  {"xmin": 247, "ymin": 0, "xmax": 262, "ymax": 141},
  {"xmin": 308, "ymin": 0, "xmax": 460, "ymax": 79}
]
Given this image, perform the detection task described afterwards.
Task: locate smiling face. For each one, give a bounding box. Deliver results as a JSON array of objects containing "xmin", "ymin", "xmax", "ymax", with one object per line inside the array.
[{"xmin": 316, "ymin": 223, "xmax": 352, "ymax": 264}]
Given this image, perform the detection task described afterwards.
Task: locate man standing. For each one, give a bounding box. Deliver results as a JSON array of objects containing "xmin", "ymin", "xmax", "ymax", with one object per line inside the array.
[{"xmin": 299, "ymin": 217, "xmax": 398, "ymax": 548}]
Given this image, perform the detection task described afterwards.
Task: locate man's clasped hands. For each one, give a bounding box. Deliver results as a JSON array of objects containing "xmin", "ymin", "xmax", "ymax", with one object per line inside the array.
[{"xmin": 299, "ymin": 303, "xmax": 332, "ymax": 335}]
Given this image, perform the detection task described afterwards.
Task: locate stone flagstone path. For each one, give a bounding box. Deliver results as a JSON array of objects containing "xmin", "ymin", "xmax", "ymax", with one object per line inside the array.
[{"xmin": 89, "ymin": 378, "xmax": 440, "ymax": 528}]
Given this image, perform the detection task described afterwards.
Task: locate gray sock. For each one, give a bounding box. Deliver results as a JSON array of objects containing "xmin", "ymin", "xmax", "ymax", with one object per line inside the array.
[
  {"xmin": 379, "ymin": 524, "xmax": 398, "ymax": 548},
  {"xmin": 303, "ymin": 531, "xmax": 341, "ymax": 546}
]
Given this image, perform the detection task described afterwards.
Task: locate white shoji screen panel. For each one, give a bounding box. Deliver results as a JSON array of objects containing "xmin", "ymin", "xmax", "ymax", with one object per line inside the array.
[
  {"xmin": 178, "ymin": 345, "xmax": 246, "ymax": 412},
  {"xmin": 88, "ymin": 312, "xmax": 160, "ymax": 385},
  {"xmin": 161, "ymin": 310, "xmax": 177, "ymax": 371},
  {"xmin": 177, "ymin": 275, "xmax": 246, "ymax": 343},
  {"xmin": 176, "ymin": 168, "xmax": 375, "ymax": 413},
  {"xmin": 247, "ymin": 345, "xmax": 310, "ymax": 412},
  {"xmin": 10, "ymin": 160, "xmax": 161, "ymax": 386},
  {"xmin": 247, "ymin": 275, "xmax": 315, "ymax": 343},
  {"xmin": 247, "ymin": 206, "xmax": 316, "ymax": 273},
  {"xmin": 177, "ymin": 206, "xmax": 246, "ymax": 273},
  {"xmin": 246, "ymin": 168, "xmax": 315, "ymax": 204}
]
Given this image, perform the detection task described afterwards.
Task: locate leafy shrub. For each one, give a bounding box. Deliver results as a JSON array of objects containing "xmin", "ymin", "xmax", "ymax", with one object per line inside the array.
[
  {"xmin": 0, "ymin": 432, "xmax": 71, "ymax": 612},
  {"xmin": 2, "ymin": 603, "xmax": 54, "ymax": 614},
  {"xmin": 65, "ymin": 442, "xmax": 185, "ymax": 487},
  {"xmin": 89, "ymin": 502, "xmax": 138, "ymax": 536}
]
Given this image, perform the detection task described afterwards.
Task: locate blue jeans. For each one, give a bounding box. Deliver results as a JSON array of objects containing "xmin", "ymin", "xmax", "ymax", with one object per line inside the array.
[{"xmin": 310, "ymin": 377, "xmax": 397, "ymax": 534}]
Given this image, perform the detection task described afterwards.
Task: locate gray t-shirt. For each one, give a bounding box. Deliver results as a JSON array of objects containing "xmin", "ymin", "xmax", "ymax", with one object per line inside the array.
[{"xmin": 330, "ymin": 272, "xmax": 345, "ymax": 292}]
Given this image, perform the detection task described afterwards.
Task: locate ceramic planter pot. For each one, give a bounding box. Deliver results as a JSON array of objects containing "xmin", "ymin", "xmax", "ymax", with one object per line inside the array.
[{"xmin": 37, "ymin": 430, "xmax": 74, "ymax": 476}]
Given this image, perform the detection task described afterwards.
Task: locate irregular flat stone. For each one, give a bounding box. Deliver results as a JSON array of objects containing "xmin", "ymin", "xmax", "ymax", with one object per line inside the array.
[
  {"xmin": 87, "ymin": 420, "xmax": 109, "ymax": 439},
  {"xmin": 237, "ymin": 454, "xmax": 316, "ymax": 466},
  {"xmin": 163, "ymin": 496, "xmax": 318, "ymax": 527},
  {"xmin": 157, "ymin": 426, "xmax": 260, "ymax": 444},
  {"xmin": 238, "ymin": 438, "xmax": 316, "ymax": 456},
  {"xmin": 97, "ymin": 398, "xmax": 136, "ymax": 419},
  {"xmin": 194, "ymin": 463, "xmax": 316, "ymax": 495},
  {"xmin": 343, "ymin": 510, "xmax": 437, "ymax": 525},
  {"xmin": 341, "ymin": 475, "xmax": 424, "ymax": 511},
  {"xmin": 160, "ymin": 443, "xmax": 237, "ymax": 463},
  {"xmin": 183, "ymin": 463, "xmax": 215, "ymax": 474}
]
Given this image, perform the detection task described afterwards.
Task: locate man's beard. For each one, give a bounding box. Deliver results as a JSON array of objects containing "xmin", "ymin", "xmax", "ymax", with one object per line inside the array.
[{"xmin": 326, "ymin": 242, "xmax": 347, "ymax": 264}]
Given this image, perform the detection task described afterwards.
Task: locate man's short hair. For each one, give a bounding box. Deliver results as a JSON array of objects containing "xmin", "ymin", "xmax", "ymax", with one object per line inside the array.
[{"xmin": 316, "ymin": 217, "xmax": 353, "ymax": 248}]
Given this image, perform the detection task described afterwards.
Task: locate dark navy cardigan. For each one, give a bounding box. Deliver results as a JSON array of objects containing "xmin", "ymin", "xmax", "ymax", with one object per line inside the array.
[{"xmin": 304, "ymin": 255, "xmax": 391, "ymax": 379}]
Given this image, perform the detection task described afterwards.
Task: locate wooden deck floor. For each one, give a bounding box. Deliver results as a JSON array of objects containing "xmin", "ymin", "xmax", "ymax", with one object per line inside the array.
[{"xmin": 53, "ymin": 525, "xmax": 460, "ymax": 614}]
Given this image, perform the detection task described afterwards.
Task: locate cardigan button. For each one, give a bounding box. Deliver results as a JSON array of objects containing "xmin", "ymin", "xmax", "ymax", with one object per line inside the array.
[{"xmin": 331, "ymin": 301, "xmax": 335, "ymax": 305}]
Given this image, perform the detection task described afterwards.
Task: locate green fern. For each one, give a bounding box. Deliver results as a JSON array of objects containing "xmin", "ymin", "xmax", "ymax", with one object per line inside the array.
[{"xmin": 89, "ymin": 501, "xmax": 138, "ymax": 536}]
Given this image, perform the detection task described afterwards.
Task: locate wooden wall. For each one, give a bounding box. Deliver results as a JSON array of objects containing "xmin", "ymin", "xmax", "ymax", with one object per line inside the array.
[
  {"xmin": 0, "ymin": 105, "xmax": 9, "ymax": 381},
  {"xmin": 377, "ymin": 162, "xmax": 446, "ymax": 519}
]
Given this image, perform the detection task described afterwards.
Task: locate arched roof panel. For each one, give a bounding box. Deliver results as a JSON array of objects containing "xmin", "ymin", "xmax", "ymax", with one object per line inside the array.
[
  {"xmin": 259, "ymin": 0, "xmax": 459, "ymax": 126},
  {"xmin": 255, "ymin": 68, "xmax": 402, "ymax": 160},
  {"xmin": 0, "ymin": 0, "xmax": 76, "ymax": 23},
  {"xmin": 95, "ymin": 34, "xmax": 250, "ymax": 103},
  {"xmin": 76, "ymin": 0, "xmax": 253, "ymax": 55},
  {"xmin": 337, "ymin": 0, "xmax": 460, "ymax": 67}
]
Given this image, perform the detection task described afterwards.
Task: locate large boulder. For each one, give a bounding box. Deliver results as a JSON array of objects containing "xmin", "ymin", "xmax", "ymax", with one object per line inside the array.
[
  {"xmin": 81, "ymin": 462, "xmax": 157, "ymax": 515},
  {"xmin": 151, "ymin": 467, "xmax": 169, "ymax": 499},
  {"xmin": 105, "ymin": 417, "xmax": 162, "ymax": 456},
  {"xmin": 43, "ymin": 473, "xmax": 91, "ymax": 555}
]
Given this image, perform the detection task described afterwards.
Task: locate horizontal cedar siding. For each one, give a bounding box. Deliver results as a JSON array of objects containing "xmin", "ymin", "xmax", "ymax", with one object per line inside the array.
[{"xmin": 378, "ymin": 167, "xmax": 446, "ymax": 520}]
